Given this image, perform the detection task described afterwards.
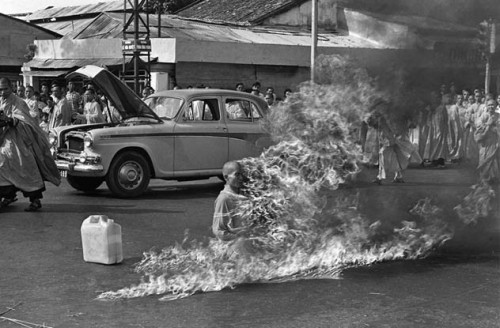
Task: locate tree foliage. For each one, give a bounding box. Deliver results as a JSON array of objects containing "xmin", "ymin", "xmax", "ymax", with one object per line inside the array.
[{"xmin": 145, "ymin": 0, "xmax": 198, "ymax": 14}]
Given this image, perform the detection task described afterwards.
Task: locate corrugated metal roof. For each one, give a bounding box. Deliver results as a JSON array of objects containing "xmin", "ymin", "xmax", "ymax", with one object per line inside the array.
[
  {"xmin": 125, "ymin": 13, "xmax": 386, "ymax": 48},
  {"xmin": 176, "ymin": 0, "xmax": 308, "ymax": 25},
  {"xmin": 34, "ymin": 11, "xmax": 399, "ymax": 49},
  {"xmin": 64, "ymin": 13, "xmax": 123, "ymax": 39},
  {"xmin": 38, "ymin": 18, "xmax": 96, "ymax": 36},
  {"xmin": 25, "ymin": 0, "xmax": 123, "ymax": 22},
  {"xmin": 0, "ymin": 12, "xmax": 61, "ymax": 37}
]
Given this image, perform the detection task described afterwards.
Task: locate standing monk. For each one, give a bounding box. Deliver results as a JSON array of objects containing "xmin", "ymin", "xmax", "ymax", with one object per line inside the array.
[
  {"xmin": 474, "ymin": 99, "xmax": 500, "ymax": 183},
  {"xmin": 370, "ymin": 113, "xmax": 415, "ymax": 184},
  {"xmin": 447, "ymin": 94, "xmax": 465, "ymax": 161},
  {"xmin": 0, "ymin": 77, "xmax": 61, "ymax": 211},
  {"xmin": 47, "ymin": 82, "xmax": 72, "ymax": 129},
  {"xmin": 427, "ymin": 94, "xmax": 450, "ymax": 167},
  {"xmin": 463, "ymin": 96, "xmax": 480, "ymax": 166},
  {"xmin": 24, "ymin": 85, "xmax": 40, "ymax": 124}
]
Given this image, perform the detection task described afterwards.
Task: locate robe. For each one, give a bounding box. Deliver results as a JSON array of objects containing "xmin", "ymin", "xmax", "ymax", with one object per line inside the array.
[
  {"xmin": 0, "ymin": 93, "xmax": 60, "ymax": 193},
  {"xmin": 377, "ymin": 119, "xmax": 414, "ymax": 180},
  {"xmin": 360, "ymin": 120, "xmax": 379, "ymax": 166},
  {"xmin": 447, "ymin": 104, "xmax": 464, "ymax": 160},
  {"xmin": 426, "ymin": 104, "xmax": 449, "ymax": 161},
  {"xmin": 474, "ymin": 111, "xmax": 500, "ymax": 181},
  {"xmin": 418, "ymin": 109, "xmax": 431, "ymax": 160},
  {"xmin": 463, "ymin": 104, "xmax": 479, "ymax": 165}
]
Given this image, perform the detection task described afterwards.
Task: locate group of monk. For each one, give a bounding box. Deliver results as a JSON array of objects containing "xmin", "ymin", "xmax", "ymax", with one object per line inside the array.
[{"xmin": 362, "ymin": 83, "xmax": 500, "ymax": 185}]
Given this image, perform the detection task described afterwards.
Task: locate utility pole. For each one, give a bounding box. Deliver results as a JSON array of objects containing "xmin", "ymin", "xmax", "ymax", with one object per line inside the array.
[
  {"xmin": 478, "ymin": 19, "xmax": 496, "ymax": 93},
  {"xmin": 156, "ymin": 0, "xmax": 166, "ymax": 37},
  {"xmin": 122, "ymin": 0, "xmax": 152, "ymax": 95},
  {"xmin": 486, "ymin": 20, "xmax": 496, "ymax": 93},
  {"xmin": 310, "ymin": 0, "xmax": 318, "ymax": 83}
]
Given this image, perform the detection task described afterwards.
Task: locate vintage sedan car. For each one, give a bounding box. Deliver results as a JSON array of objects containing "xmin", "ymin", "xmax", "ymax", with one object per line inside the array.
[{"xmin": 52, "ymin": 65, "xmax": 272, "ymax": 198}]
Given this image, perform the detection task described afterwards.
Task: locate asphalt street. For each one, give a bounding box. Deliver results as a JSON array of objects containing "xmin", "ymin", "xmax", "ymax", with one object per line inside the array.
[{"xmin": 0, "ymin": 165, "xmax": 498, "ymax": 328}]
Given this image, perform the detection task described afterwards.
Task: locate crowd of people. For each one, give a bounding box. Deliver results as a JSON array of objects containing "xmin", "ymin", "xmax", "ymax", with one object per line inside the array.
[
  {"xmin": 173, "ymin": 81, "xmax": 293, "ymax": 107},
  {"xmin": 234, "ymin": 81, "xmax": 292, "ymax": 107},
  {"xmin": 11, "ymin": 80, "xmax": 114, "ymax": 135},
  {"xmin": 5, "ymin": 77, "xmax": 293, "ymax": 138},
  {"xmin": 362, "ymin": 84, "xmax": 500, "ymax": 185}
]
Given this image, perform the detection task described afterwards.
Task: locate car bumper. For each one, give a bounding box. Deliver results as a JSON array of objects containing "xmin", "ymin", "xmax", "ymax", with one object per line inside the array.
[{"xmin": 56, "ymin": 160, "xmax": 104, "ymax": 177}]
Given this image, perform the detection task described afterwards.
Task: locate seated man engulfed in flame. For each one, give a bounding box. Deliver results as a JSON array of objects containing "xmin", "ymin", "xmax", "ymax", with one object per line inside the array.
[
  {"xmin": 212, "ymin": 161, "xmax": 248, "ymax": 240},
  {"xmin": 212, "ymin": 161, "xmax": 254, "ymax": 257}
]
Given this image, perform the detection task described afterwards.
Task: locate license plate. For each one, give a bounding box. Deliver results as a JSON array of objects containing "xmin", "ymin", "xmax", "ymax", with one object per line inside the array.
[{"xmin": 59, "ymin": 170, "xmax": 67, "ymax": 178}]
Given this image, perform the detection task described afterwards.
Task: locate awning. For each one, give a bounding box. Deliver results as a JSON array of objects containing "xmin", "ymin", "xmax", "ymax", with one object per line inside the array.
[
  {"xmin": 25, "ymin": 58, "xmax": 128, "ymax": 69},
  {"xmin": 21, "ymin": 70, "xmax": 71, "ymax": 77}
]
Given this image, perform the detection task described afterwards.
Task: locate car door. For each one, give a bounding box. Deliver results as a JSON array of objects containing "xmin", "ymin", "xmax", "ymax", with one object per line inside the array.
[
  {"xmin": 173, "ymin": 97, "xmax": 229, "ymax": 174},
  {"xmin": 223, "ymin": 96, "xmax": 272, "ymax": 160}
]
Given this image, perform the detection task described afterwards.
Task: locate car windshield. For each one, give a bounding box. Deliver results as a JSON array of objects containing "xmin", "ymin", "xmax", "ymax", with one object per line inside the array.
[{"xmin": 144, "ymin": 96, "xmax": 184, "ymax": 120}]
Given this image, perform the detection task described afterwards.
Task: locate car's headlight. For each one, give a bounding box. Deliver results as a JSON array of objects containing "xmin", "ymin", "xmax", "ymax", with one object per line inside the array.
[
  {"xmin": 78, "ymin": 152, "xmax": 87, "ymax": 163},
  {"xmin": 48, "ymin": 131, "xmax": 58, "ymax": 147},
  {"xmin": 84, "ymin": 132, "xmax": 93, "ymax": 148}
]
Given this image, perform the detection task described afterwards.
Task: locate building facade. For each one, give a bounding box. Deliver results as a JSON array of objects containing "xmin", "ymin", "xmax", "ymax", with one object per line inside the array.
[{"xmin": 18, "ymin": 0, "xmax": 499, "ymax": 96}]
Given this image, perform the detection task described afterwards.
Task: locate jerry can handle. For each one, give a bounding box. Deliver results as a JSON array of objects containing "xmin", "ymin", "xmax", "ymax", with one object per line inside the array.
[{"xmin": 88, "ymin": 215, "xmax": 113, "ymax": 224}]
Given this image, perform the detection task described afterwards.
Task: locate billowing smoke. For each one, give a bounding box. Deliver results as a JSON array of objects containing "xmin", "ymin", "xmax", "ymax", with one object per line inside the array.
[{"xmin": 97, "ymin": 55, "xmax": 455, "ymax": 301}]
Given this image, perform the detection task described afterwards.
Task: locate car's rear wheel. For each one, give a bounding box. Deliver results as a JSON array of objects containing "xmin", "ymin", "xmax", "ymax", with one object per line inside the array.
[
  {"xmin": 106, "ymin": 151, "xmax": 150, "ymax": 198},
  {"xmin": 67, "ymin": 175, "xmax": 104, "ymax": 192}
]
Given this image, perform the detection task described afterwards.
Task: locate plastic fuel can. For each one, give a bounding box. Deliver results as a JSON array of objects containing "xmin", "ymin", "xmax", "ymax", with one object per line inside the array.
[{"xmin": 81, "ymin": 215, "xmax": 123, "ymax": 264}]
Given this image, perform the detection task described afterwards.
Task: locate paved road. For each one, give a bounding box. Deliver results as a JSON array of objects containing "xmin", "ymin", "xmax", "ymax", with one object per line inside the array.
[{"xmin": 0, "ymin": 166, "xmax": 498, "ymax": 328}]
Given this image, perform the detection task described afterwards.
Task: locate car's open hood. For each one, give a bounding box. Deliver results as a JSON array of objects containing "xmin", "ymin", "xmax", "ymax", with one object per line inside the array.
[{"xmin": 66, "ymin": 65, "xmax": 160, "ymax": 121}]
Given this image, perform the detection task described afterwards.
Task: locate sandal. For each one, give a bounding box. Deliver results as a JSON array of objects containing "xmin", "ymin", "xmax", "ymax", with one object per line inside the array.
[
  {"xmin": 25, "ymin": 199, "xmax": 42, "ymax": 212},
  {"xmin": 0, "ymin": 197, "xmax": 18, "ymax": 208}
]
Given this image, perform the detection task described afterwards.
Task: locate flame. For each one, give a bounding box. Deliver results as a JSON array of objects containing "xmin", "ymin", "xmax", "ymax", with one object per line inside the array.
[
  {"xmin": 98, "ymin": 55, "xmax": 454, "ymax": 301},
  {"xmin": 454, "ymin": 179, "xmax": 496, "ymax": 225}
]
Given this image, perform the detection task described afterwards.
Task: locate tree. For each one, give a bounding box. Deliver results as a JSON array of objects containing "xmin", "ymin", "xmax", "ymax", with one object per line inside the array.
[
  {"xmin": 24, "ymin": 43, "xmax": 37, "ymax": 61},
  {"xmin": 147, "ymin": 0, "xmax": 197, "ymax": 14}
]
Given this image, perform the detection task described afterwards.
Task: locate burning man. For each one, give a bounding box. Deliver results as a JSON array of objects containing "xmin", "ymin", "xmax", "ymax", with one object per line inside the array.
[
  {"xmin": 213, "ymin": 161, "xmax": 249, "ymax": 240},
  {"xmin": 212, "ymin": 161, "xmax": 255, "ymax": 258},
  {"xmin": 0, "ymin": 77, "xmax": 61, "ymax": 211},
  {"xmin": 474, "ymin": 98, "xmax": 500, "ymax": 184}
]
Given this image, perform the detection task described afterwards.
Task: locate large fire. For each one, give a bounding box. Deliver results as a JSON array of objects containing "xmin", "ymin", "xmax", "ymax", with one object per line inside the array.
[{"xmin": 97, "ymin": 55, "xmax": 467, "ymax": 301}]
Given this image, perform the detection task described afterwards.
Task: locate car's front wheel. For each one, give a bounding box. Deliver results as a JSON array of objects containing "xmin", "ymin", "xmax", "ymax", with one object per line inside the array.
[
  {"xmin": 106, "ymin": 151, "xmax": 151, "ymax": 198},
  {"xmin": 66, "ymin": 175, "xmax": 104, "ymax": 192}
]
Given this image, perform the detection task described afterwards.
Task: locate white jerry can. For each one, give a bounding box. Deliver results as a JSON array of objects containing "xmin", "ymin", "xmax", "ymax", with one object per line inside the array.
[{"xmin": 81, "ymin": 215, "xmax": 123, "ymax": 264}]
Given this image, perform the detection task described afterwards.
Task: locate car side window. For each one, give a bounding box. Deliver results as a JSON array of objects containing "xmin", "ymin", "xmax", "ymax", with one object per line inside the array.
[
  {"xmin": 184, "ymin": 99, "xmax": 219, "ymax": 121},
  {"xmin": 251, "ymin": 103, "xmax": 262, "ymax": 119},
  {"xmin": 225, "ymin": 99, "xmax": 261, "ymax": 121}
]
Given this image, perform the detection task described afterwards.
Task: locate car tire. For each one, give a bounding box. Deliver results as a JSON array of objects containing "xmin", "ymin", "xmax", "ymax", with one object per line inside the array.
[
  {"xmin": 67, "ymin": 175, "xmax": 104, "ymax": 192},
  {"xmin": 106, "ymin": 151, "xmax": 151, "ymax": 198}
]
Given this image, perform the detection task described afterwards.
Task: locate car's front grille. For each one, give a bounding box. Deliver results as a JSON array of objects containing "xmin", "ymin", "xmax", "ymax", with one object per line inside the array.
[
  {"xmin": 61, "ymin": 131, "xmax": 85, "ymax": 152},
  {"xmin": 67, "ymin": 136, "xmax": 84, "ymax": 152}
]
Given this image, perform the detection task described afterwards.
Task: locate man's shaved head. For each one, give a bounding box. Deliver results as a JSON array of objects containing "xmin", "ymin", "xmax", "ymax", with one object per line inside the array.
[{"xmin": 222, "ymin": 161, "xmax": 241, "ymax": 180}]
